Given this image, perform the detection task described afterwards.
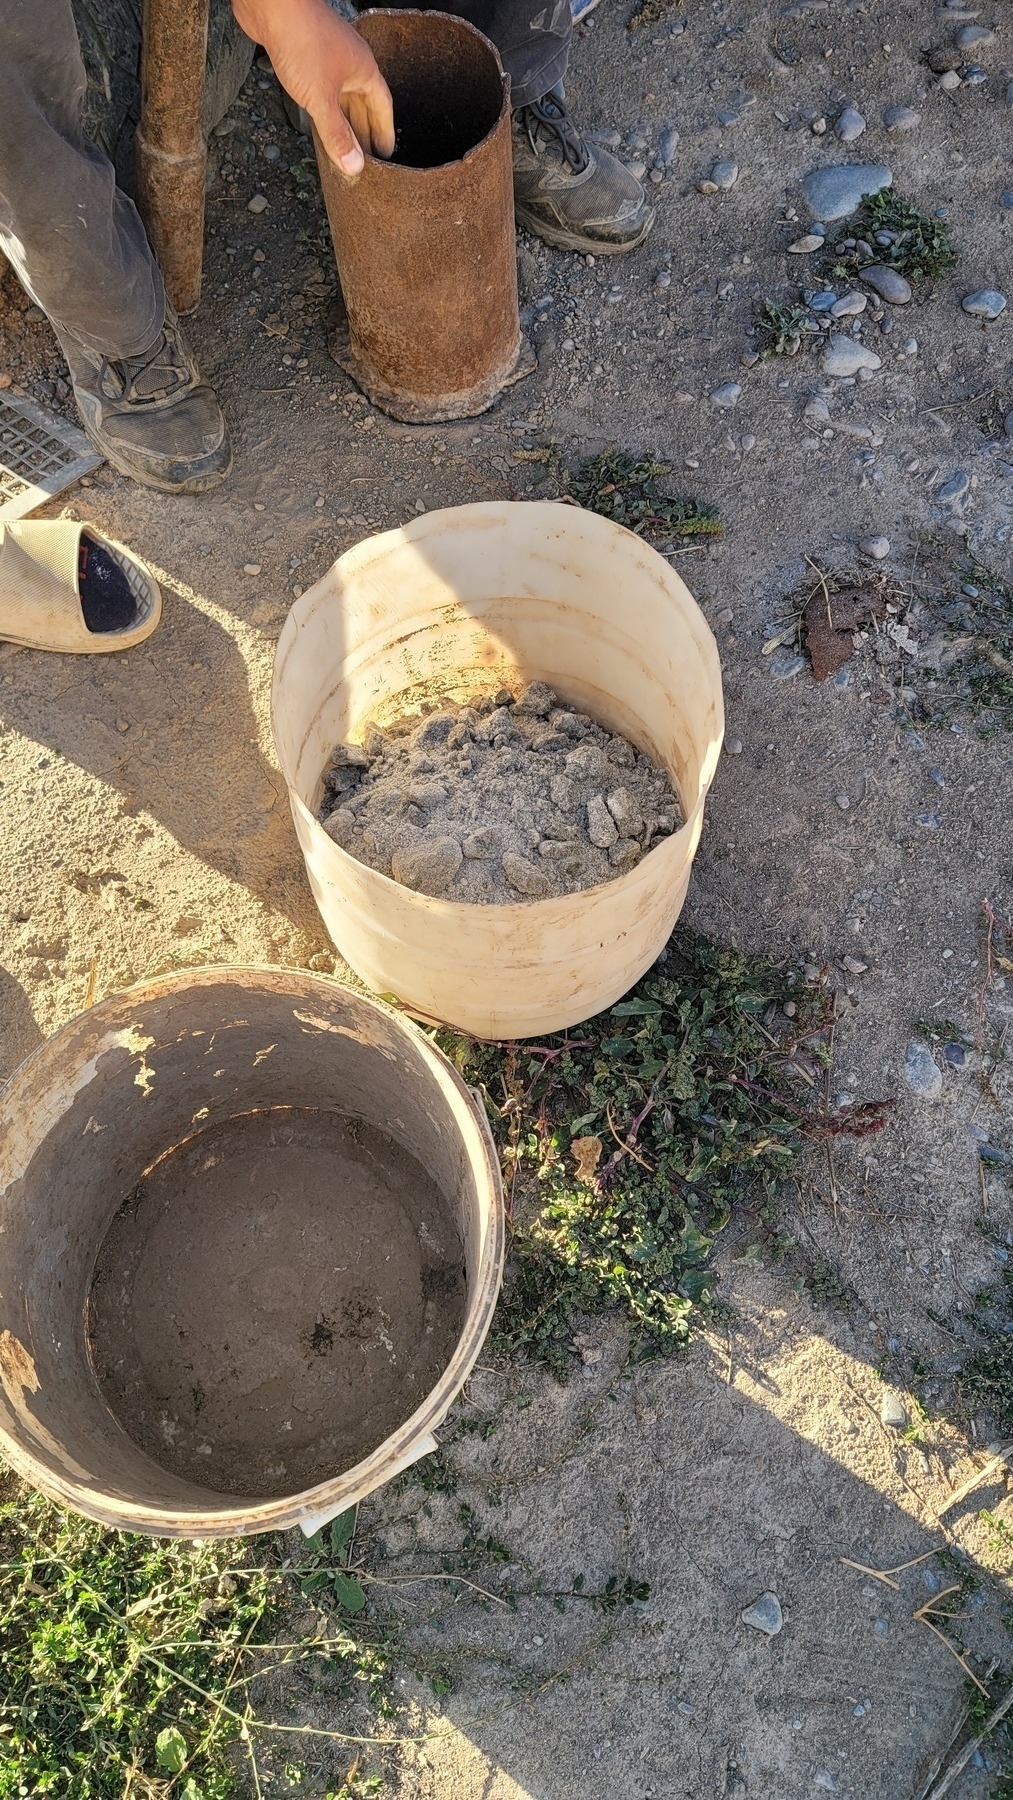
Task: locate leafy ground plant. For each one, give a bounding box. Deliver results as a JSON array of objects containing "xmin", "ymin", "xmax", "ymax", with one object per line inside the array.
[
  {"xmin": 753, "ymin": 295, "xmax": 823, "ymax": 358},
  {"xmin": 0, "ymin": 1488, "xmax": 276, "ymax": 1798},
  {"xmin": 437, "ymin": 931, "xmax": 886, "ymax": 1376},
  {"xmin": 823, "ymin": 188, "xmax": 960, "ymax": 284},
  {"xmin": 913, "ymin": 559, "xmax": 1013, "ymax": 735},
  {"xmin": 562, "ymin": 447, "xmax": 723, "ymax": 540}
]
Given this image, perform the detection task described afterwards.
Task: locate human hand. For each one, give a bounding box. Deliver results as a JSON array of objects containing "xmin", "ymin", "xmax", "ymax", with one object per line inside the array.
[{"xmin": 231, "ymin": 0, "xmax": 395, "ymax": 177}]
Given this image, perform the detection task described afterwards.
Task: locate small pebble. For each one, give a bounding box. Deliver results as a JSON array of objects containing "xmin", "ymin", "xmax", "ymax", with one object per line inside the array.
[
  {"xmin": 881, "ymin": 1389, "xmax": 908, "ymax": 1428},
  {"xmin": 883, "ymin": 105, "xmax": 921, "ymax": 132},
  {"xmin": 802, "ymin": 163, "xmax": 892, "ymax": 222},
  {"xmin": 900, "ymin": 336, "xmax": 918, "ymax": 355},
  {"xmin": 788, "ymin": 234, "xmax": 826, "ymax": 254},
  {"xmin": 809, "ymin": 290, "xmax": 839, "ymax": 313},
  {"xmin": 710, "ymin": 381, "xmax": 742, "ymax": 409},
  {"xmin": 811, "ymin": 116, "xmax": 827, "ymax": 136},
  {"xmin": 625, "ymin": 160, "xmax": 647, "ymax": 181},
  {"xmin": 654, "ymin": 270, "xmax": 672, "ymax": 290},
  {"xmin": 710, "ymin": 159, "xmax": 739, "ymax": 189},
  {"xmin": 860, "ymin": 264, "xmax": 912, "ymax": 305},
  {"xmin": 961, "ymin": 288, "xmax": 1007, "ymax": 319},
  {"xmin": 944, "ymin": 1041, "xmax": 967, "ymax": 1068},
  {"xmin": 903, "ymin": 1041, "xmax": 943, "ymax": 1099},
  {"xmin": 955, "ymin": 23, "xmax": 995, "ymax": 47},
  {"xmin": 726, "ymin": 736, "xmax": 743, "ymax": 755},
  {"xmin": 836, "ymin": 105, "xmax": 866, "ymax": 142},
  {"xmin": 741, "ymin": 1592, "xmax": 783, "ymax": 1637},
  {"xmin": 659, "ymin": 126, "xmax": 680, "ymax": 165},
  {"xmin": 858, "ymin": 534, "xmax": 890, "ymax": 560},
  {"xmin": 939, "ymin": 68, "xmax": 962, "ymax": 90},
  {"xmin": 1001, "ymin": 191, "xmax": 1013, "ymax": 211},
  {"xmin": 770, "ymin": 653, "xmax": 806, "ymax": 680},
  {"xmin": 243, "ymin": 562, "xmax": 262, "ymax": 576},
  {"xmin": 821, "ymin": 335, "xmax": 882, "ymax": 376},
  {"xmin": 831, "ymin": 291, "xmax": 867, "ymax": 318},
  {"xmin": 835, "ymin": 793, "xmax": 850, "ymax": 810},
  {"xmin": 247, "ymin": 192, "xmax": 269, "ymax": 213},
  {"xmin": 935, "ymin": 470, "xmax": 971, "ymax": 505}
]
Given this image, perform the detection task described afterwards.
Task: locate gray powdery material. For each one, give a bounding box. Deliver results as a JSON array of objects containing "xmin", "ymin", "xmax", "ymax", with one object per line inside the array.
[{"xmin": 317, "ymin": 683, "xmax": 683, "ymax": 902}]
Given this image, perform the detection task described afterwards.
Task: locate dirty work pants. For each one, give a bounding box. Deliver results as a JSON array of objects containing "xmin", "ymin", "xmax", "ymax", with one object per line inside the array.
[{"xmin": 0, "ymin": 0, "xmax": 571, "ymax": 360}]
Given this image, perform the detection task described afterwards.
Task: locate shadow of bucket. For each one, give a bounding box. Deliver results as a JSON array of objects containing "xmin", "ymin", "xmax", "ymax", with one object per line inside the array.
[{"xmin": 316, "ymin": 9, "xmax": 533, "ymax": 422}]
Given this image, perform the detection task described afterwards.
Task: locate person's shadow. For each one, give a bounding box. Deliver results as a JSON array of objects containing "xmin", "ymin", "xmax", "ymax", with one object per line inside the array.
[{"xmin": 0, "ymin": 971, "xmax": 43, "ymax": 1085}]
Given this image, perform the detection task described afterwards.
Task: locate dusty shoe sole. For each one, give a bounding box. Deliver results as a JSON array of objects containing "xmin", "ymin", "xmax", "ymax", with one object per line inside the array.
[{"xmin": 515, "ymin": 203, "xmax": 656, "ymax": 257}]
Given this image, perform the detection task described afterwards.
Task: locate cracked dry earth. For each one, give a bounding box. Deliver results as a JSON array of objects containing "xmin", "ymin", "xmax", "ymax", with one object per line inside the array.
[{"xmin": 2, "ymin": 0, "xmax": 1013, "ymax": 1793}]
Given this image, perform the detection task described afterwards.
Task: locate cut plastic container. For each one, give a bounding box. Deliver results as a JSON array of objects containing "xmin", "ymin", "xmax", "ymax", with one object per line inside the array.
[
  {"xmin": 0, "ymin": 967, "xmax": 503, "ymax": 1538},
  {"xmin": 272, "ymin": 501, "xmax": 724, "ymax": 1039}
]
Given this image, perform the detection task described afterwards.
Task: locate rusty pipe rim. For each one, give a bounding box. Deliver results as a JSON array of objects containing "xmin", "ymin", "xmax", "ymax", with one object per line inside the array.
[{"xmin": 340, "ymin": 9, "xmax": 511, "ymax": 176}]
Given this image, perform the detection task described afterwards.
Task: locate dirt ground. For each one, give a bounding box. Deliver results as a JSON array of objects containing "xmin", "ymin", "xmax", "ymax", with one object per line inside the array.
[{"xmin": 2, "ymin": 0, "xmax": 1013, "ymax": 1793}]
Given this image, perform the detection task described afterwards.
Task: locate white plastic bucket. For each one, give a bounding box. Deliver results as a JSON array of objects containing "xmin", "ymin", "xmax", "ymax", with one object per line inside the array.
[{"xmin": 271, "ymin": 501, "xmax": 724, "ymax": 1038}]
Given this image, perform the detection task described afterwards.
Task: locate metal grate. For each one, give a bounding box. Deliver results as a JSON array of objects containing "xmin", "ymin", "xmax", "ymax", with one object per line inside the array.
[{"xmin": 0, "ymin": 390, "xmax": 101, "ymax": 522}]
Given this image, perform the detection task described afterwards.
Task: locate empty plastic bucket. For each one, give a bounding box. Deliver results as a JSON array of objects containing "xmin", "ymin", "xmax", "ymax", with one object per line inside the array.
[
  {"xmin": 0, "ymin": 967, "xmax": 502, "ymax": 1537},
  {"xmin": 271, "ymin": 501, "xmax": 724, "ymax": 1038}
]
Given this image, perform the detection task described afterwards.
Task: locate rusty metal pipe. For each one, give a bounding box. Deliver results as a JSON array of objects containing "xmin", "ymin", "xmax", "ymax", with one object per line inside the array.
[
  {"xmin": 317, "ymin": 11, "xmax": 531, "ymax": 423},
  {"xmin": 136, "ymin": 0, "xmax": 211, "ymax": 316}
]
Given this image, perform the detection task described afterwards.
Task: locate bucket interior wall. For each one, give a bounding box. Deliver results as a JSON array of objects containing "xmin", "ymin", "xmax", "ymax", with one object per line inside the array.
[
  {"xmin": 0, "ymin": 971, "xmax": 501, "ymax": 1532},
  {"xmin": 366, "ymin": 10, "xmax": 504, "ymax": 166}
]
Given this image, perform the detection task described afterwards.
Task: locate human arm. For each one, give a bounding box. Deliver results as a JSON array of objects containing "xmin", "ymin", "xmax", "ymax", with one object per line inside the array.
[{"xmin": 231, "ymin": 0, "xmax": 395, "ymax": 177}]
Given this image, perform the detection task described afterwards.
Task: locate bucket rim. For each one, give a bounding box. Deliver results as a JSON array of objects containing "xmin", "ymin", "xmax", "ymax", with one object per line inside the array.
[{"xmin": 337, "ymin": 8, "xmax": 511, "ymax": 177}]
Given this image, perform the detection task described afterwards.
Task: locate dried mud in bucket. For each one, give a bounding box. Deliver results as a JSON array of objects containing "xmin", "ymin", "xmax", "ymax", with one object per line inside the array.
[{"xmin": 88, "ymin": 1106, "xmax": 466, "ymax": 1499}]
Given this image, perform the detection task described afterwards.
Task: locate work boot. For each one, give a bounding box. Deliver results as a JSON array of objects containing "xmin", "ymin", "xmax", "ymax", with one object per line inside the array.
[
  {"xmin": 57, "ymin": 308, "xmax": 232, "ymax": 494},
  {"xmin": 512, "ymin": 87, "xmax": 654, "ymax": 256}
]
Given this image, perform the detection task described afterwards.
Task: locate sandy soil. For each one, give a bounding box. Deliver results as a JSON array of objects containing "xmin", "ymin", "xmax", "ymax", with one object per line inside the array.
[{"xmin": 2, "ymin": 0, "xmax": 1013, "ymax": 1793}]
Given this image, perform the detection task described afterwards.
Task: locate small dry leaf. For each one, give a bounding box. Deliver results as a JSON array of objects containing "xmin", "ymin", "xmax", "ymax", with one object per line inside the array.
[
  {"xmin": 571, "ymin": 1135, "xmax": 603, "ymax": 1184},
  {"xmin": 996, "ymin": 954, "xmax": 1013, "ymax": 974}
]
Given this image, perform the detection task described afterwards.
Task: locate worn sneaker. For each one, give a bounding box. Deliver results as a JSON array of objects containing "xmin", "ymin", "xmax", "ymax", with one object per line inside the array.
[
  {"xmin": 512, "ymin": 88, "xmax": 654, "ymax": 256},
  {"xmin": 57, "ymin": 309, "xmax": 232, "ymax": 494}
]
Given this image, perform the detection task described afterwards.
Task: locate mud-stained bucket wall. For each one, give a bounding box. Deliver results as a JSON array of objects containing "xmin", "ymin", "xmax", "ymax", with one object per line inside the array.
[
  {"xmin": 315, "ymin": 9, "xmax": 528, "ymax": 422},
  {"xmin": 0, "ymin": 968, "xmax": 503, "ymax": 1537},
  {"xmin": 271, "ymin": 501, "xmax": 725, "ymax": 1039}
]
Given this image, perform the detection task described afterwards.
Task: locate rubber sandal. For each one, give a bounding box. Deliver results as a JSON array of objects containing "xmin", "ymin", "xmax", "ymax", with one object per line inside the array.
[{"xmin": 0, "ymin": 520, "xmax": 161, "ymax": 654}]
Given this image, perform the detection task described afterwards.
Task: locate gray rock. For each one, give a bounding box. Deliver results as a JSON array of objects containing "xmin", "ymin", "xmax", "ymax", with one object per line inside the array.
[
  {"xmin": 531, "ymin": 729, "xmax": 570, "ymax": 752},
  {"xmin": 462, "ymin": 825, "xmax": 504, "ymax": 858},
  {"xmin": 587, "ymin": 793, "xmax": 619, "ymax": 848},
  {"xmin": 549, "ymin": 773, "xmax": 576, "ymax": 809},
  {"xmin": 514, "ymin": 681, "xmax": 556, "ymax": 717},
  {"xmin": 802, "ymin": 163, "xmax": 892, "ymax": 222},
  {"xmin": 963, "ymin": 63, "xmax": 987, "ymax": 85},
  {"xmin": 836, "ymin": 105, "xmax": 866, "ymax": 143},
  {"xmin": 659, "ymin": 126, "xmax": 679, "ymax": 165},
  {"xmin": 391, "ymin": 836, "xmax": 463, "ymax": 897},
  {"xmin": 1005, "ymin": 411, "xmax": 1013, "ymax": 439},
  {"xmin": 787, "ymin": 234, "xmax": 826, "ymax": 253},
  {"xmin": 883, "ymin": 105, "xmax": 921, "ymax": 132},
  {"xmin": 247, "ymin": 192, "xmax": 269, "ymax": 213},
  {"xmin": 821, "ymin": 335, "xmax": 882, "ymax": 376},
  {"xmin": 710, "ymin": 381, "xmax": 742, "ymax": 409},
  {"xmin": 858, "ymin": 534, "xmax": 890, "ymax": 560},
  {"xmin": 323, "ymin": 807, "xmax": 356, "ymax": 846},
  {"xmin": 927, "ymin": 43, "xmax": 963, "ymax": 72},
  {"xmin": 501, "ymin": 851, "xmax": 551, "ymax": 898},
  {"xmin": 415, "ymin": 710, "xmax": 457, "ymax": 748},
  {"xmin": 861, "ymin": 264, "xmax": 912, "ymax": 304},
  {"xmin": 711, "ymin": 159, "xmax": 738, "ymax": 189},
  {"xmin": 329, "ymin": 742, "xmax": 371, "ymax": 771},
  {"xmin": 741, "ymin": 1592, "xmax": 783, "ymax": 1637},
  {"xmin": 939, "ymin": 68, "xmax": 962, "ymax": 90},
  {"xmin": 609, "ymin": 838, "xmax": 641, "ymax": 869},
  {"xmin": 769, "ymin": 653, "xmax": 807, "ymax": 680},
  {"xmin": 956, "ymin": 23, "xmax": 995, "ymax": 48},
  {"xmin": 903, "ymin": 1041, "xmax": 943, "ymax": 1099},
  {"xmin": 809, "ymin": 290, "xmax": 839, "ymax": 313},
  {"xmin": 935, "ymin": 469, "xmax": 971, "ymax": 505},
  {"xmin": 1001, "ymin": 191, "xmax": 1013, "ymax": 211},
  {"xmin": 880, "ymin": 1389, "xmax": 908, "ymax": 1428},
  {"xmin": 606, "ymin": 787, "xmax": 644, "ymax": 835},
  {"xmin": 944, "ymin": 1041, "xmax": 967, "ymax": 1068},
  {"xmin": 407, "ymin": 780, "xmax": 449, "ymax": 809},
  {"xmin": 961, "ymin": 288, "xmax": 1007, "ymax": 319},
  {"xmin": 831, "ymin": 290, "xmax": 867, "ymax": 318},
  {"xmin": 566, "ymin": 741, "xmax": 609, "ymax": 782}
]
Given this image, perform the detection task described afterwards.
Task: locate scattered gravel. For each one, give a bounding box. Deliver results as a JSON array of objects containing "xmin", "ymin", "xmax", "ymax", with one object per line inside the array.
[{"xmin": 317, "ymin": 684, "xmax": 683, "ymax": 902}]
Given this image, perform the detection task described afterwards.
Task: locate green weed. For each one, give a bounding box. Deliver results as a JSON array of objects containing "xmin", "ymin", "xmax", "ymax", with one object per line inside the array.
[
  {"xmin": 562, "ymin": 448, "xmax": 722, "ymax": 540},
  {"xmin": 753, "ymin": 296, "xmax": 822, "ymax": 358},
  {"xmin": 0, "ymin": 1489, "xmax": 276, "ymax": 1799},
  {"xmin": 437, "ymin": 931, "xmax": 884, "ymax": 1376},
  {"xmin": 824, "ymin": 189, "xmax": 959, "ymax": 283}
]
